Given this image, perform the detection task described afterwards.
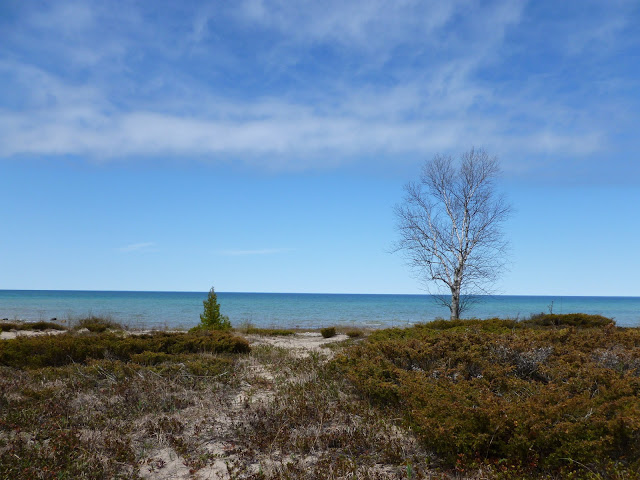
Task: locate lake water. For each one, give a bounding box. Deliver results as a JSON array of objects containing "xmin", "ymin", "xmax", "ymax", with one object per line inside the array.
[{"xmin": 1, "ymin": 290, "xmax": 639, "ymax": 329}]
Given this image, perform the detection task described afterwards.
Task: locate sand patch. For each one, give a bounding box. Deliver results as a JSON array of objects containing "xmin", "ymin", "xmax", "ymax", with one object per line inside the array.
[
  {"xmin": 244, "ymin": 332, "xmax": 347, "ymax": 358},
  {"xmin": 0, "ymin": 329, "xmax": 67, "ymax": 340}
]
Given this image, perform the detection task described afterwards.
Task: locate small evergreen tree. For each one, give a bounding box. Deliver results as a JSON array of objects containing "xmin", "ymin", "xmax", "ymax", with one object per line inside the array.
[{"xmin": 199, "ymin": 287, "xmax": 231, "ymax": 330}]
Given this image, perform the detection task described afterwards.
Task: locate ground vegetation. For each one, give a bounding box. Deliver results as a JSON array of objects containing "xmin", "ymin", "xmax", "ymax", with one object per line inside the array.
[
  {"xmin": 1, "ymin": 315, "xmax": 638, "ymax": 479},
  {"xmin": 337, "ymin": 314, "xmax": 640, "ymax": 478}
]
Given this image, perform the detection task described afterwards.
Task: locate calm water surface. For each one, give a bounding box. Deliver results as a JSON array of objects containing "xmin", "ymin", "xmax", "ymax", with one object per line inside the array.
[{"xmin": 1, "ymin": 290, "xmax": 639, "ymax": 329}]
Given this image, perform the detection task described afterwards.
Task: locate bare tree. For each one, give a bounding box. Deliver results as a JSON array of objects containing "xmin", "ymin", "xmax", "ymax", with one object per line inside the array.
[{"xmin": 395, "ymin": 148, "xmax": 511, "ymax": 320}]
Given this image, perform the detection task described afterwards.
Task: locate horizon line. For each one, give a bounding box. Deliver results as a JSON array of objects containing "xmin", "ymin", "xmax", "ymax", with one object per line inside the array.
[{"xmin": 0, "ymin": 289, "xmax": 638, "ymax": 298}]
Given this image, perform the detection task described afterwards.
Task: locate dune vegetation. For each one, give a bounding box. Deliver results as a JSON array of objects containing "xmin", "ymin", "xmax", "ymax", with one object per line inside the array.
[{"xmin": 1, "ymin": 313, "xmax": 639, "ymax": 479}]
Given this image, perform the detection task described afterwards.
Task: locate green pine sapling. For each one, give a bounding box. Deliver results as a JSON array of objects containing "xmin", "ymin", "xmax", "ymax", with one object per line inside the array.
[{"xmin": 197, "ymin": 287, "xmax": 231, "ymax": 330}]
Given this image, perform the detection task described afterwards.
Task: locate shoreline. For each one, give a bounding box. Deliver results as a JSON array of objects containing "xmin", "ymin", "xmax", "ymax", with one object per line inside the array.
[{"xmin": 3, "ymin": 291, "xmax": 640, "ymax": 329}]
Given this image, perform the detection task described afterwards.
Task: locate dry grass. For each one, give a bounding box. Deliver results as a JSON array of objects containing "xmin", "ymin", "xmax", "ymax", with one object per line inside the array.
[
  {"xmin": 0, "ymin": 330, "xmax": 246, "ymax": 479},
  {"xmin": 222, "ymin": 344, "xmax": 435, "ymax": 478},
  {"xmin": 0, "ymin": 329, "xmax": 438, "ymax": 479}
]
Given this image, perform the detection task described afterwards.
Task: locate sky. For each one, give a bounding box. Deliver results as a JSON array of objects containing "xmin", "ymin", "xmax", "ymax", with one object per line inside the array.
[{"xmin": 1, "ymin": 0, "xmax": 639, "ymax": 296}]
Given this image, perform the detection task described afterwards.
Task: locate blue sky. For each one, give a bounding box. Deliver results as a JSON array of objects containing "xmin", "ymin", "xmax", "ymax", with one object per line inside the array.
[{"xmin": 1, "ymin": 0, "xmax": 639, "ymax": 296}]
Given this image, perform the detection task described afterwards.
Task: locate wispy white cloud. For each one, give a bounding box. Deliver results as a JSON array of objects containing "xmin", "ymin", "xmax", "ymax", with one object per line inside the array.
[
  {"xmin": 0, "ymin": 87, "xmax": 605, "ymax": 169},
  {"xmin": 218, "ymin": 248, "xmax": 292, "ymax": 256},
  {"xmin": 238, "ymin": 0, "xmax": 461, "ymax": 51},
  {"xmin": 118, "ymin": 242, "xmax": 157, "ymax": 253},
  {"xmin": 0, "ymin": 0, "xmax": 637, "ymax": 180}
]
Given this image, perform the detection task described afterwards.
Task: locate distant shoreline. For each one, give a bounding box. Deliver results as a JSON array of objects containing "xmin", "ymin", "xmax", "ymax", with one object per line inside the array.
[{"xmin": 1, "ymin": 288, "xmax": 639, "ymax": 297}]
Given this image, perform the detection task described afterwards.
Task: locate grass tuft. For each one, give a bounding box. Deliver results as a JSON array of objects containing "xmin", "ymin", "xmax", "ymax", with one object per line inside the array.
[{"xmin": 74, "ymin": 316, "xmax": 124, "ymax": 332}]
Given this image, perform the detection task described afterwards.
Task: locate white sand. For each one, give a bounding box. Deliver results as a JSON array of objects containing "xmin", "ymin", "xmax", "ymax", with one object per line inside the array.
[
  {"xmin": 245, "ymin": 331, "xmax": 347, "ymax": 353},
  {"xmin": 0, "ymin": 329, "xmax": 67, "ymax": 340}
]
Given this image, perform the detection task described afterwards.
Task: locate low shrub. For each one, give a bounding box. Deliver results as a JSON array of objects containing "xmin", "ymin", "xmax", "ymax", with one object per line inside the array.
[
  {"xmin": 369, "ymin": 318, "xmax": 523, "ymax": 342},
  {"xmin": 320, "ymin": 327, "xmax": 336, "ymax": 338},
  {"xmin": 74, "ymin": 316, "xmax": 124, "ymax": 332},
  {"xmin": 371, "ymin": 315, "xmax": 614, "ymax": 339},
  {"xmin": 0, "ymin": 330, "xmax": 250, "ymax": 369},
  {"xmin": 523, "ymin": 312, "xmax": 614, "ymax": 328},
  {"xmin": 336, "ymin": 322, "xmax": 640, "ymax": 477},
  {"xmin": 345, "ymin": 329, "xmax": 363, "ymax": 338},
  {"xmin": 243, "ymin": 327, "xmax": 295, "ymax": 336},
  {"xmin": 128, "ymin": 351, "xmax": 175, "ymax": 365},
  {"xmin": 129, "ymin": 351, "xmax": 234, "ymax": 376},
  {"xmin": 419, "ymin": 317, "xmax": 521, "ymax": 331},
  {"xmin": 0, "ymin": 321, "xmax": 67, "ymax": 332},
  {"xmin": 27, "ymin": 321, "xmax": 68, "ymax": 331},
  {"xmin": 180, "ymin": 356, "xmax": 234, "ymax": 377}
]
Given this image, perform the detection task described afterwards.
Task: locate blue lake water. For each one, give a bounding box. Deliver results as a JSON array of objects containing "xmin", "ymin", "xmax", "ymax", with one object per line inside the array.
[{"xmin": 0, "ymin": 290, "xmax": 639, "ymax": 329}]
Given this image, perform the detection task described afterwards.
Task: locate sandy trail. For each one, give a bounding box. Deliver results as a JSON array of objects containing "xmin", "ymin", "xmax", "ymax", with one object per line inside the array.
[
  {"xmin": 244, "ymin": 331, "xmax": 348, "ymax": 356},
  {"xmin": 136, "ymin": 331, "xmax": 351, "ymax": 479}
]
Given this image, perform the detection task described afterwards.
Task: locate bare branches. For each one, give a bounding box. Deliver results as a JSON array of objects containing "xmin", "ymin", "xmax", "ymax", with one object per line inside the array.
[{"xmin": 394, "ymin": 148, "xmax": 511, "ymax": 320}]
